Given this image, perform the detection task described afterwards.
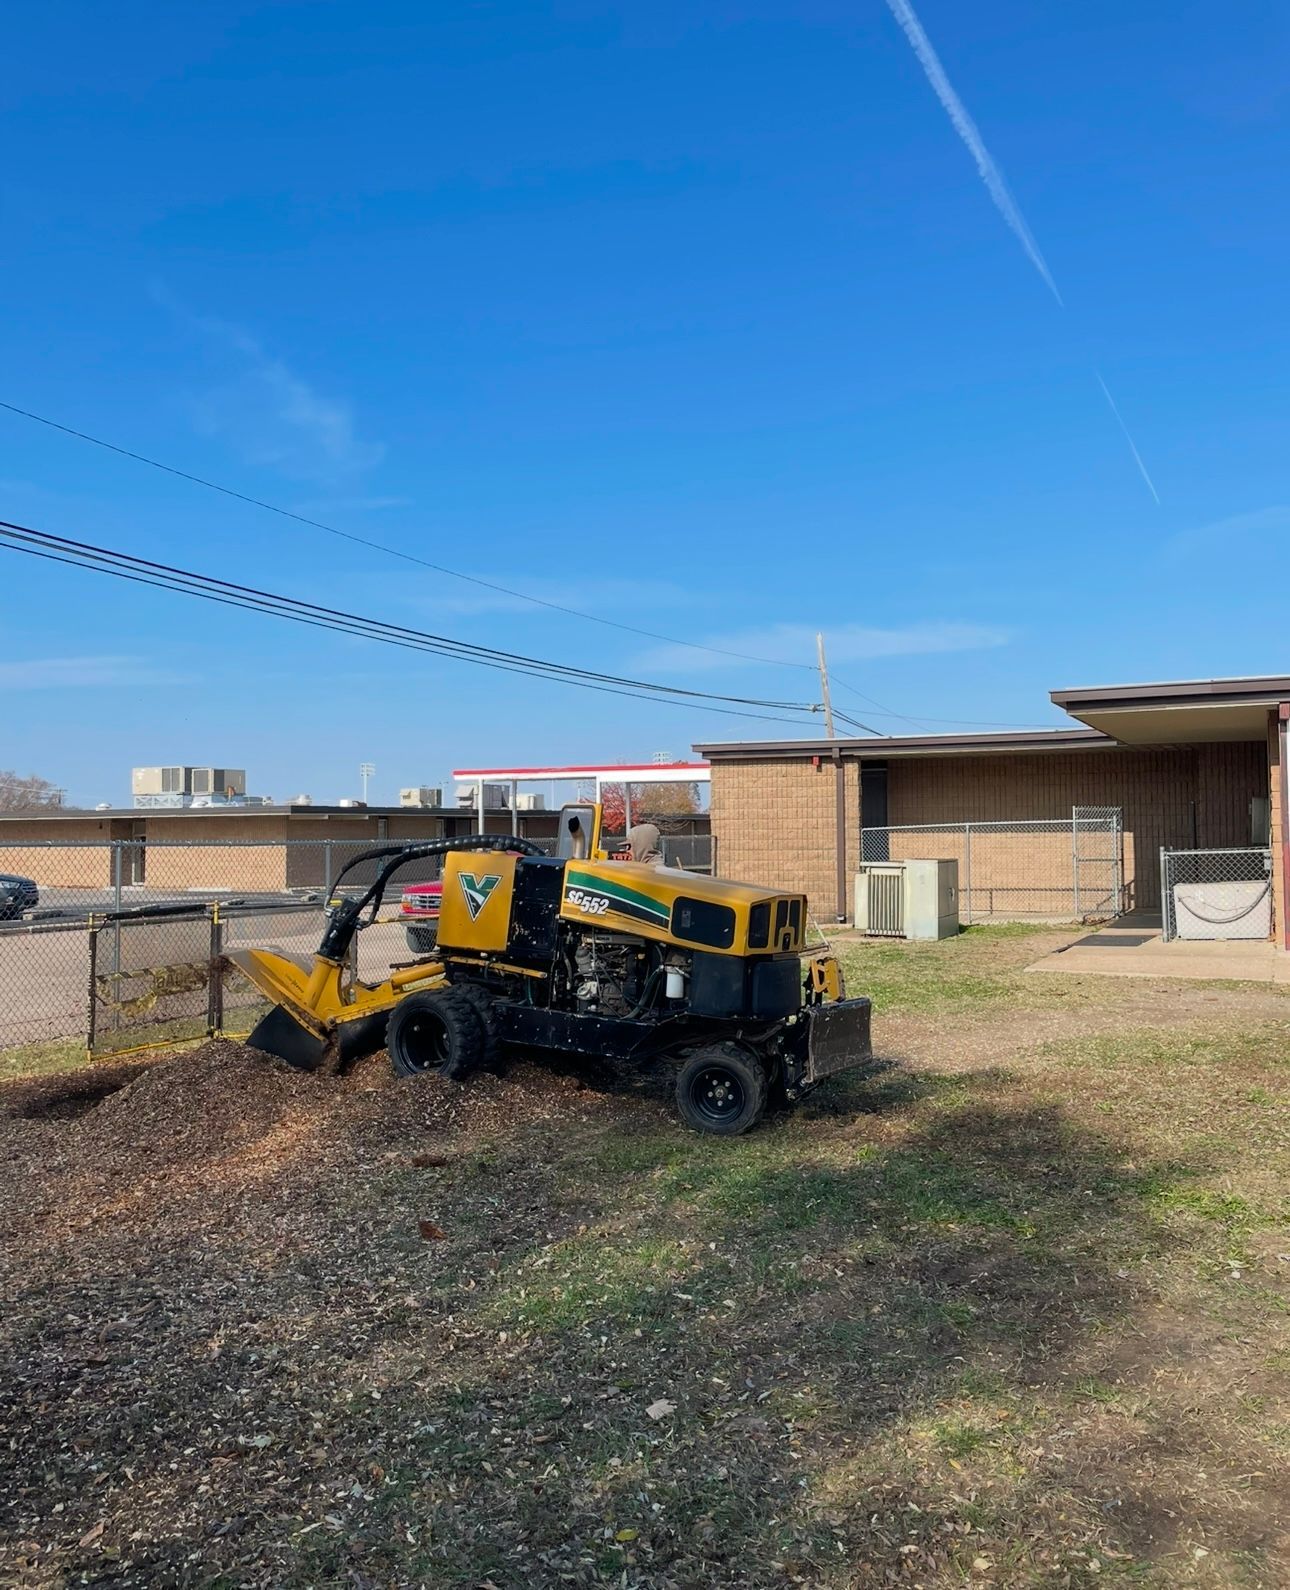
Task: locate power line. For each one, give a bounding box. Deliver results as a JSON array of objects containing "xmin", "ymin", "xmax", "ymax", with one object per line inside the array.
[
  {"xmin": 0, "ymin": 399, "xmax": 818, "ymax": 672},
  {"xmin": 830, "ymin": 671, "xmax": 932, "ymax": 731},
  {"xmin": 0, "ymin": 518, "xmax": 822, "ymax": 727},
  {"xmin": 831, "ymin": 707, "xmax": 885, "ymax": 735},
  {"xmin": 830, "ymin": 670, "xmax": 1054, "ymax": 731}
]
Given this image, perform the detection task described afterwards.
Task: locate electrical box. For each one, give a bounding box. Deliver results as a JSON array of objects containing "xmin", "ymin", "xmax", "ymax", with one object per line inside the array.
[{"xmin": 854, "ymin": 858, "xmax": 958, "ymax": 940}]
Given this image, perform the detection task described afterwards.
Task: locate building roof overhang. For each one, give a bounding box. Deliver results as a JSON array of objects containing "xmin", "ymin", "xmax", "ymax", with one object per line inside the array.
[{"xmin": 1050, "ymin": 676, "xmax": 1290, "ymax": 744}]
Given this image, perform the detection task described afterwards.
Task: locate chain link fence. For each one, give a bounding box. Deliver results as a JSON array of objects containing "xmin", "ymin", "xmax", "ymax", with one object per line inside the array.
[
  {"xmin": 860, "ymin": 811, "xmax": 1124, "ymax": 924},
  {"xmin": 0, "ymin": 830, "xmax": 714, "ymax": 1056},
  {"xmin": 0, "ymin": 838, "xmax": 431, "ymax": 1056},
  {"xmin": 1160, "ymin": 847, "xmax": 1273, "ymax": 942}
]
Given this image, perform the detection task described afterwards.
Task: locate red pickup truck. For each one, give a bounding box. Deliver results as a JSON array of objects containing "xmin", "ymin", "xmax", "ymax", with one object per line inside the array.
[{"xmin": 399, "ymin": 880, "xmax": 442, "ymax": 956}]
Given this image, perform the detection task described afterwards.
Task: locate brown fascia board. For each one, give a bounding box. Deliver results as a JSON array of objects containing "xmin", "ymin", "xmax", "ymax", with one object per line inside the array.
[
  {"xmin": 1051, "ymin": 675, "xmax": 1290, "ymax": 711},
  {"xmin": 693, "ymin": 728, "xmax": 1113, "ymax": 762}
]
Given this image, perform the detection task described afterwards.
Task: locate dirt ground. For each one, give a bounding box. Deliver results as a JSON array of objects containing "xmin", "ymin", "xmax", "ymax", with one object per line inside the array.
[{"xmin": 0, "ymin": 928, "xmax": 1286, "ymax": 1589}]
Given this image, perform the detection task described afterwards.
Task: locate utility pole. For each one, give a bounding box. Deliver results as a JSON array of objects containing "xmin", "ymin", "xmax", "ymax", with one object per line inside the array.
[
  {"xmin": 816, "ymin": 632, "xmax": 835, "ymax": 740},
  {"xmin": 359, "ymin": 761, "xmax": 375, "ymax": 802}
]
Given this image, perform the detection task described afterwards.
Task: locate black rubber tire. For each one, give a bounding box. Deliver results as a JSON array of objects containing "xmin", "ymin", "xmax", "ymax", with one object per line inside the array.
[
  {"xmin": 405, "ymin": 922, "xmax": 440, "ymax": 957},
  {"xmin": 386, "ymin": 990, "xmax": 484, "ymax": 1082},
  {"xmin": 675, "ymin": 1043, "xmax": 769, "ymax": 1136},
  {"xmin": 453, "ymin": 983, "xmax": 502, "ymax": 1072}
]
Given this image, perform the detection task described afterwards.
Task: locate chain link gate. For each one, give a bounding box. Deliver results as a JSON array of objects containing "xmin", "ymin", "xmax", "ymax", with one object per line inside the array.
[{"xmin": 1072, "ymin": 807, "xmax": 1123, "ymax": 922}]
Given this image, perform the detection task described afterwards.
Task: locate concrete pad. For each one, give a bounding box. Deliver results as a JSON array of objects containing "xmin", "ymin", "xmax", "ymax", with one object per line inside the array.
[{"xmin": 1028, "ymin": 922, "xmax": 1290, "ymax": 983}]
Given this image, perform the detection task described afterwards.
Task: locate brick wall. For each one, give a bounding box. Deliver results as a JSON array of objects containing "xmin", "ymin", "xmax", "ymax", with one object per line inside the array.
[
  {"xmin": 709, "ymin": 739, "xmax": 1268, "ymax": 918},
  {"xmin": 880, "ymin": 743, "xmax": 1265, "ymax": 910},
  {"xmin": 709, "ymin": 755, "xmax": 839, "ymax": 907},
  {"xmin": 143, "ymin": 815, "xmax": 290, "ymax": 892},
  {"xmin": 0, "ymin": 817, "xmax": 119, "ymax": 889}
]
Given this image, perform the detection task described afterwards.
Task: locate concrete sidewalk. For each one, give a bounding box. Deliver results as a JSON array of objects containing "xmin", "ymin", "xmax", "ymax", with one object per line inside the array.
[{"xmin": 1027, "ymin": 918, "xmax": 1290, "ymax": 983}]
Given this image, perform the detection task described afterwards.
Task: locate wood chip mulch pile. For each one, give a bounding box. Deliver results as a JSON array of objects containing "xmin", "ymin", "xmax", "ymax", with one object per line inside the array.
[{"xmin": 0, "ymin": 1039, "xmax": 642, "ymax": 1588}]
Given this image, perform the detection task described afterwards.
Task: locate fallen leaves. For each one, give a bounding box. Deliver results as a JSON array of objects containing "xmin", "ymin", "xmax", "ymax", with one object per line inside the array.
[
  {"xmin": 418, "ymin": 1219, "xmax": 447, "ymax": 1241},
  {"xmin": 645, "ymin": 1397, "xmax": 677, "ymax": 1420}
]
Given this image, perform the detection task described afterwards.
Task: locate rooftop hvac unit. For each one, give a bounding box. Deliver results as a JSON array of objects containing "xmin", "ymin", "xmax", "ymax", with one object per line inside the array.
[
  {"xmin": 337, "ymin": 798, "xmax": 367, "ymax": 809},
  {"xmin": 291, "ymin": 794, "xmax": 313, "ymax": 806},
  {"xmin": 854, "ymin": 858, "xmax": 959, "ymax": 941},
  {"xmin": 400, "ymin": 786, "xmax": 443, "ymax": 808},
  {"xmin": 514, "ymin": 793, "xmax": 545, "ymax": 810},
  {"xmin": 456, "ymin": 782, "xmax": 509, "ymax": 807}
]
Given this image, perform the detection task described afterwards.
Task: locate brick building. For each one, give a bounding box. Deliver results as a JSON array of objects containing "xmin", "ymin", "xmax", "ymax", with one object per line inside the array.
[
  {"xmin": 696, "ymin": 675, "xmax": 1290, "ymax": 947},
  {"xmin": 0, "ymin": 802, "xmax": 562, "ymax": 894}
]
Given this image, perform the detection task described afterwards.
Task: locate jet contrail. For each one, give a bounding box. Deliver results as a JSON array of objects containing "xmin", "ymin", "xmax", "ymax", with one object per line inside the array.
[
  {"xmin": 1096, "ymin": 372, "xmax": 1160, "ymax": 504},
  {"xmin": 883, "ymin": 0, "xmax": 1062, "ymax": 305},
  {"xmin": 883, "ymin": 0, "xmax": 1161, "ymax": 502}
]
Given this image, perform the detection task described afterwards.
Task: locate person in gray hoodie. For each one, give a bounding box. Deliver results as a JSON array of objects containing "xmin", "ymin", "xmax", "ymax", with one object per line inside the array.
[{"xmin": 627, "ymin": 822, "xmax": 664, "ymax": 867}]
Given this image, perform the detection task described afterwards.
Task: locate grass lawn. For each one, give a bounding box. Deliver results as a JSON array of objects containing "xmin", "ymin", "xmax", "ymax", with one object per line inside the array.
[{"xmin": 0, "ymin": 928, "xmax": 1286, "ymax": 1587}]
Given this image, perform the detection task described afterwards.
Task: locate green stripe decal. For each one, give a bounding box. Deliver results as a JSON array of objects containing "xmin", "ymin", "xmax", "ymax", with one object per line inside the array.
[{"xmin": 566, "ymin": 868, "xmax": 670, "ymax": 921}]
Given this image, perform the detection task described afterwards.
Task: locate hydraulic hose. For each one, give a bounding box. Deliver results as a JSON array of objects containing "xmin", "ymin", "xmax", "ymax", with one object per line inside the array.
[{"xmin": 318, "ymin": 833, "xmax": 546, "ymax": 962}]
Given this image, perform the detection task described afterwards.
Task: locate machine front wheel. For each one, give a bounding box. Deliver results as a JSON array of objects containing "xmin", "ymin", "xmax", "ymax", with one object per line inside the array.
[
  {"xmin": 386, "ymin": 991, "xmax": 483, "ymax": 1082},
  {"xmin": 675, "ymin": 1043, "xmax": 768, "ymax": 1136}
]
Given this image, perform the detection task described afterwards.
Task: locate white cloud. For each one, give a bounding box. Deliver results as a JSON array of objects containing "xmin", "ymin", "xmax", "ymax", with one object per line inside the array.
[
  {"xmin": 1167, "ymin": 504, "xmax": 1290, "ymax": 557},
  {"xmin": 0, "ymin": 656, "xmax": 189, "ymax": 689},
  {"xmin": 154, "ymin": 285, "xmax": 384, "ymax": 483},
  {"xmin": 639, "ymin": 620, "xmax": 1008, "ymax": 673}
]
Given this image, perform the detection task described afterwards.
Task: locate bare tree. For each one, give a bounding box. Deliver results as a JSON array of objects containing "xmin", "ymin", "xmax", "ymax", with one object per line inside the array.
[{"xmin": 0, "ymin": 770, "xmax": 67, "ymax": 812}]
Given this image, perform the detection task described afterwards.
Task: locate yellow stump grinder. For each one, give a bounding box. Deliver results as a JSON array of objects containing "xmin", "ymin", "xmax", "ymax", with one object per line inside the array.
[{"xmin": 228, "ymin": 803, "xmax": 872, "ymax": 1135}]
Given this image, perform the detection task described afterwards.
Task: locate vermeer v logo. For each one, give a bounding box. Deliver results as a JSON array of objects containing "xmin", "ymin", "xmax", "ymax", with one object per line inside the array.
[{"xmin": 458, "ymin": 872, "xmax": 502, "ymax": 921}]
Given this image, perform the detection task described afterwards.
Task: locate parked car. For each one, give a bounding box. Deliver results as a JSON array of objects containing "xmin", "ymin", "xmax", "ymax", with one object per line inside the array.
[
  {"xmin": 400, "ymin": 879, "xmax": 442, "ymax": 956},
  {"xmin": 0, "ymin": 873, "xmax": 39, "ymax": 921}
]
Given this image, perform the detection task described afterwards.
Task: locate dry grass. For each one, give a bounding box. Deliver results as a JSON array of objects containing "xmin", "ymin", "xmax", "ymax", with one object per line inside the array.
[{"xmin": 0, "ymin": 929, "xmax": 1286, "ymax": 1588}]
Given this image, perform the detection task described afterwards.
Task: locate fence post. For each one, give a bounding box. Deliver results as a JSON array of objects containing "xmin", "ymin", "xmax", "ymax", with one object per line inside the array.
[
  {"xmin": 324, "ymin": 839, "xmax": 334, "ymax": 896},
  {"xmin": 1159, "ymin": 848, "xmax": 1169, "ymax": 941},
  {"xmin": 87, "ymin": 915, "xmax": 98, "ymax": 1058},
  {"xmin": 111, "ymin": 843, "xmax": 123, "ymax": 1032},
  {"xmin": 208, "ymin": 903, "xmax": 223, "ymax": 1037},
  {"xmin": 963, "ymin": 823, "xmax": 972, "ymax": 924}
]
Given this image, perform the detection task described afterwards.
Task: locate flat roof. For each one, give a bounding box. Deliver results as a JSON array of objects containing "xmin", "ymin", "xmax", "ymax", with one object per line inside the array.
[
  {"xmin": 694, "ymin": 728, "xmax": 1112, "ymax": 762},
  {"xmin": 1051, "ymin": 675, "xmax": 1290, "ymax": 745},
  {"xmin": 1051, "ymin": 674, "xmax": 1290, "ymax": 710}
]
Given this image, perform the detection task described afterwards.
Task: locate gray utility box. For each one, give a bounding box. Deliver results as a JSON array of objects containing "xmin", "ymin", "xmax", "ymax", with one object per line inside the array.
[
  {"xmin": 855, "ymin": 858, "xmax": 959, "ymax": 940},
  {"xmin": 1173, "ymin": 879, "xmax": 1271, "ymax": 941}
]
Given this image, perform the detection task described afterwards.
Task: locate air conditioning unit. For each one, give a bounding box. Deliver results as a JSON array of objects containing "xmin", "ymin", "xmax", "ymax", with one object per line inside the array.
[
  {"xmin": 855, "ymin": 859, "xmax": 959, "ymax": 940},
  {"xmin": 456, "ymin": 782, "xmax": 509, "ymax": 808},
  {"xmin": 514, "ymin": 793, "xmax": 545, "ymax": 810},
  {"xmin": 400, "ymin": 786, "xmax": 443, "ymax": 808}
]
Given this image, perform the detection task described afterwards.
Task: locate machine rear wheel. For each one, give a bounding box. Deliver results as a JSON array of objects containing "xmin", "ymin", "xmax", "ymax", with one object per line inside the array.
[
  {"xmin": 453, "ymin": 983, "xmax": 502, "ymax": 1071},
  {"xmin": 675, "ymin": 1043, "xmax": 768, "ymax": 1136},
  {"xmin": 386, "ymin": 991, "xmax": 483, "ymax": 1082}
]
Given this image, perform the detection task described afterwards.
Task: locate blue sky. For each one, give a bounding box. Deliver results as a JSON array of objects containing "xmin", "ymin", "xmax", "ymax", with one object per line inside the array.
[{"xmin": 3, "ymin": 1, "xmax": 1288, "ymax": 805}]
